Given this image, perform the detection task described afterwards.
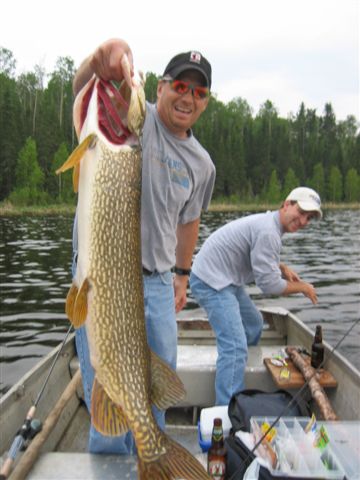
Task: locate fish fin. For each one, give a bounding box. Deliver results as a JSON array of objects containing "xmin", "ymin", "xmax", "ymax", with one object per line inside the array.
[
  {"xmin": 91, "ymin": 377, "xmax": 129, "ymax": 436},
  {"xmin": 150, "ymin": 351, "xmax": 186, "ymax": 410},
  {"xmin": 72, "ymin": 278, "xmax": 90, "ymax": 328},
  {"xmin": 127, "ymin": 85, "xmax": 146, "ymax": 137},
  {"xmin": 65, "ymin": 283, "xmax": 78, "ymax": 322},
  {"xmin": 138, "ymin": 432, "xmax": 210, "ymax": 480},
  {"xmin": 55, "ymin": 133, "xmax": 96, "ymax": 176},
  {"xmin": 73, "ymin": 162, "xmax": 80, "ymax": 193}
]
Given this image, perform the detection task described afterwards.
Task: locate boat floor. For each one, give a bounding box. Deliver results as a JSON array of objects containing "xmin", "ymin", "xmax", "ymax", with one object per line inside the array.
[
  {"xmin": 26, "ymin": 343, "xmax": 292, "ymax": 479},
  {"xmin": 28, "ymin": 425, "xmax": 207, "ymax": 479}
]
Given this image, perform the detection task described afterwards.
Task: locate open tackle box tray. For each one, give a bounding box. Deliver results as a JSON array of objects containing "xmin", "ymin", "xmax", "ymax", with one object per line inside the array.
[{"xmin": 249, "ymin": 416, "xmax": 360, "ymax": 479}]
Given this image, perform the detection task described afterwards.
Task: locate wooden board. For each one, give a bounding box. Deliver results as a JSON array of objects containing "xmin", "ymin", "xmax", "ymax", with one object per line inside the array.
[{"xmin": 264, "ymin": 357, "xmax": 338, "ymax": 389}]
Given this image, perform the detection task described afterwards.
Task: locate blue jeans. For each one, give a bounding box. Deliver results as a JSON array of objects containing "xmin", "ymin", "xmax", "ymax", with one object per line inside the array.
[
  {"xmin": 190, "ymin": 272, "xmax": 263, "ymax": 406},
  {"xmin": 75, "ymin": 270, "xmax": 177, "ymax": 454}
]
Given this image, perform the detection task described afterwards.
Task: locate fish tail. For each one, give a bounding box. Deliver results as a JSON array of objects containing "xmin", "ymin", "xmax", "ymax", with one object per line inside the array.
[{"xmin": 138, "ymin": 434, "xmax": 210, "ymax": 480}]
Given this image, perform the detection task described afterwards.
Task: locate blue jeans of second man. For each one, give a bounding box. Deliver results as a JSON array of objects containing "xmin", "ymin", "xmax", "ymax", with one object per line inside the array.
[
  {"xmin": 75, "ymin": 270, "xmax": 177, "ymax": 454},
  {"xmin": 189, "ymin": 272, "xmax": 263, "ymax": 406}
]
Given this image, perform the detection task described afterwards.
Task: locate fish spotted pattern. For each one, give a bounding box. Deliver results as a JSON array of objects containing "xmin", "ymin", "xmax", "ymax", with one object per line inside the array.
[{"xmin": 57, "ymin": 67, "xmax": 210, "ymax": 479}]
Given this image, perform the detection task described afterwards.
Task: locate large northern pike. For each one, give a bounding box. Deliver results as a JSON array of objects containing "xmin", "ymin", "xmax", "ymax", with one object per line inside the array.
[{"xmin": 57, "ymin": 59, "xmax": 210, "ymax": 479}]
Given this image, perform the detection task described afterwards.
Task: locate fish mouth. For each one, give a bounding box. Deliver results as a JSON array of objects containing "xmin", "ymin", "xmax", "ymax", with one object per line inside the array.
[{"xmin": 97, "ymin": 80, "xmax": 133, "ymax": 144}]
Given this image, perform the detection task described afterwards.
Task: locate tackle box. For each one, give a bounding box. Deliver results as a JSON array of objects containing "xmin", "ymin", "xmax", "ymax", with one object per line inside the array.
[{"xmin": 249, "ymin": 416, "xmax": 360, "ymax": 479}]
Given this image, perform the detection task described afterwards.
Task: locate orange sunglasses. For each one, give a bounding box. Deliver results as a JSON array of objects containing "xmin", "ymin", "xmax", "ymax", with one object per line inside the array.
[{"xmin": 165, "ymin": 78, "xmax": 210, "ymax": 100}]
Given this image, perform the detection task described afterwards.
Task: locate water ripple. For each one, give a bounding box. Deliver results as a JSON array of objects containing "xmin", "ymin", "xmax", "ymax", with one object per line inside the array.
[{"xmin": 1, "ymin": 211, "xmax": 359, "ymax": 396}]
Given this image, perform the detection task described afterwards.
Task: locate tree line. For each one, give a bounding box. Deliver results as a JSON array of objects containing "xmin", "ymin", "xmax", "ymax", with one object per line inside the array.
[{"xmin": 1, "ymin": 47, "xmax": 359, "ymax": 207}]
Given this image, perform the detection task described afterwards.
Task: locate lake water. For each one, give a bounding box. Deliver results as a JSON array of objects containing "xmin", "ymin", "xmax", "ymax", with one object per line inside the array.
[{"xmin": 1, "ymin": 210, "xmax": 359, "ymax": 396}]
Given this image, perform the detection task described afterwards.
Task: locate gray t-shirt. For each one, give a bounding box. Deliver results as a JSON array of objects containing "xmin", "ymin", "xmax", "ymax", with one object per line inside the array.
[
  {"xmin": 141, "ymin": 103, "xmax": 215, "ymax": 272},
  {"xmin": 192, "ymin": 210, "xmax": 287, "ymax": 295}
]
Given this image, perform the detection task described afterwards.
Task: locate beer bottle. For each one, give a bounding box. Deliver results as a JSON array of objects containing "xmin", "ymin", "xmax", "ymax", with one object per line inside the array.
[
  {"xmin": 207, "ymin": 417, "xmax": 227, "ymax": 480},
  {"xmin": 311, "ymin": 325, "xmax": 324, "ymax": 369}
]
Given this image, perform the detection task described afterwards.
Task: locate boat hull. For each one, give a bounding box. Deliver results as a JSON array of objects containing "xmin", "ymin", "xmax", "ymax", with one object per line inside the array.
[{"xmin": 1, "ymin": 308, "xmax": 359, "ymax": 478}]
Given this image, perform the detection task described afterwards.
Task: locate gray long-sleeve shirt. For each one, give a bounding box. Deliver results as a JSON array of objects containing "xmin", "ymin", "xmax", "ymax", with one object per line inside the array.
[{"xmin": 192, "ymin": 210, "xmax": 287, "ymax": 295}]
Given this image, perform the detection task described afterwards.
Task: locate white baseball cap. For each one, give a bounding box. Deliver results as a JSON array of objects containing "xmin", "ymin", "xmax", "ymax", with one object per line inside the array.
[{"xmin": 286, "ymin": 187, "xmax": 322, "ymax": 218}]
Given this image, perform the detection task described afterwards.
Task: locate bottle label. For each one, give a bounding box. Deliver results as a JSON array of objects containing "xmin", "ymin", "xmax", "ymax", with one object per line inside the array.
[
  {"xmin": 212, "ymin": 427, "xmax": 223, "ymax": 442},
  {"xmin": 208, "ymin": 459, "xmax": 226, "ymax": 479}
]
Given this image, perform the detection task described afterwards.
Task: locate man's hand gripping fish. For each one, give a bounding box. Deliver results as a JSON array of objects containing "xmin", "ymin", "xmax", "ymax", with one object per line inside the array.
[{"xmin": 56, "ymin": 57, "xmax": 210, "ymax": 479}]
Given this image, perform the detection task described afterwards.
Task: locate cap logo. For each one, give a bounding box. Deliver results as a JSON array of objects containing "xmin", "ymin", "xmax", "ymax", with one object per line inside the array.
[
  {"xmin": 190, "ymin": 51, "xmax": 201, "ymax": 64},
  {"xmin": 309, "ymin": 193, "xmax": 321, "ymax": 206}
]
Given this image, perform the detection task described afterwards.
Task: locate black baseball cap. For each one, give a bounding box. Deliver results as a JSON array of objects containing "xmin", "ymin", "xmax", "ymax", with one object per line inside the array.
[{"xmin": 163, "ymin": 51, "xmax": 212, "ymax": 89}]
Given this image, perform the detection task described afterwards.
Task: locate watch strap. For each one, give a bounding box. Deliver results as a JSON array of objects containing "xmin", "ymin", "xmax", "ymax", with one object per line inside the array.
[{"xmin": 173, "ymin": 266, "xmax": 191, "ymax": 276}]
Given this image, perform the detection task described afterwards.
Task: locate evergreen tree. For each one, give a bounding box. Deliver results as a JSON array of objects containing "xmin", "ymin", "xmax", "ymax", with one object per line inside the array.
[
  {"xmin": 144, "ymin": 72, "xmax": 159, "ymax": 103},
  {"xmin": 50, "ymin": 142, "xmax": 74, "ymax": 202},
  {"xmin": 319, "ymin": 103, "xmax": 341, "ymax": 176},
  {"xmin": 9, "ymin": 137, "xmax": 45, "ymax": 205},
  {"xmin": 344, "ymin": 168, "xmax": 360, "ymax": 202},
  {"xmin": 0, "ymin": 49, "xmax": 359, "ymax": 207},
  {"xmin": 338, "ymin": 115, "xmax": 359, "ymax": 175},
  {"xmin": 327, "ymin": 166, "xmax": 343, "ymax": 202},
  {"xmin": 0, "ymin": 74, "xmax": 23, "ymax": 200},
  {"xmin": 283, "ymin": 168, "xmax": 299, "ymax": 197},
  {"xmin": 309, "ymin": 163, "xmax": 325, "ymax": 199},
  {"xmin": 266, "ymin": 169, "xmax": 282, "ymax": 203},
  {"xmin": 250, "ymin": 101, "xmax": 279, "ymax": 196},
  {"xmin": 35, "ymin": 83, "xmax": 63, "ymax": 187},
  {"xmin": 303, "ymin": 108, "xmax": 320, "ymax": 180}
]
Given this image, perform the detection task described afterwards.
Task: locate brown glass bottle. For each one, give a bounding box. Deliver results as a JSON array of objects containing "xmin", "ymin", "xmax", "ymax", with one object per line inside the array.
[
  {"xmin": 311, "ymin": 325, "xmax": 324, "ymax": 368},
  {"xmin": 207, "ymin": 417, "xmax": 227, "ymax": 480}
]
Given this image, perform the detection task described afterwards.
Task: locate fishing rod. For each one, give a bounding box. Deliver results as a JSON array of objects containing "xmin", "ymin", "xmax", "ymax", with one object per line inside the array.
[
  {"xmin": 0, "ymin": 324, "xmax": 73, "ymax": 480},
  {"xmin": 227, "ymin": 317, "xmax": 360, "ymax": 480}
]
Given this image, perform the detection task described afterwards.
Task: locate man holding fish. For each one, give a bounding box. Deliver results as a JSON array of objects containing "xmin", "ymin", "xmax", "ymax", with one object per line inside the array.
[{"xmin": 71, "ymin": 37, "xmax": 215, "ymax": 458}]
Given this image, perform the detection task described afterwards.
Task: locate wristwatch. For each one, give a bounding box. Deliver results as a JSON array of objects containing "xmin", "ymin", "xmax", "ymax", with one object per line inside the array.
[{"xmin": 173, "ymin": 266, "xmax": 191, "ymax": 276}]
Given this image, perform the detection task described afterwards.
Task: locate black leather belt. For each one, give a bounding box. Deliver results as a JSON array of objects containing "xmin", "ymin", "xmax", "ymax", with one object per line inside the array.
[
  {"xmin": 142, "ymin": 267, "xmax": 154, "ymax": 276},
  {"xmin": 142, "ymin": 266, "xmax": 191, "ymax": 276}
]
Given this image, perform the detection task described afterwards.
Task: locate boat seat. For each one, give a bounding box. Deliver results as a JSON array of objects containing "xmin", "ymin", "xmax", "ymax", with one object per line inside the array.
[
  {"xmin": 176, "ymin": 344, "xmax": 286, "ymax": 407},
  {"xmin": 70, "ymin": 343, "xmax": 286, "ymax": 409}
]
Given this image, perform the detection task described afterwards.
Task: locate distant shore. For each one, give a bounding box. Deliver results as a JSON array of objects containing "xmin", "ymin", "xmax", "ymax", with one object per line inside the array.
[
  {"xmin": 0, "ymin": 200, "xmax": 359, "ymax": 217},
  {"xmin": 208, "ymin": 201, "xmax": 360, "ymax": 212}
]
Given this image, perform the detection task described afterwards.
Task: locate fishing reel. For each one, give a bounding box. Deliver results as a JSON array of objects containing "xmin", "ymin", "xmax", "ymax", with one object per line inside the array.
[{"xmin": 18, "ymin": 418, "xmax": 42, "ymax": 450}]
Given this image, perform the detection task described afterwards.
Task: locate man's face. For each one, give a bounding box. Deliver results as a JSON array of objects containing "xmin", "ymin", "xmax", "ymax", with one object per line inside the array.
[
  {"xmin": 280, "ymin": 201, "xmax": 317, "ymax": 233},
  {"xmin": 156, "ymin": 70, "xmax": 209, "ymax": 138}
]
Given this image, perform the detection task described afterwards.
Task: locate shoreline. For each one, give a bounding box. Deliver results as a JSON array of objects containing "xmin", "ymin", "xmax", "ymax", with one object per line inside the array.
[{"xmin": 0, "ymin": 201, "xmax": 359, "ymax": 217}]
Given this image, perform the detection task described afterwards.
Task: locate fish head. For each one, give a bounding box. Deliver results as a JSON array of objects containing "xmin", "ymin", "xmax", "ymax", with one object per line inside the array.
[{"xmin": 74, "ymin": 71, "xmax": 145, "ymax": 147}]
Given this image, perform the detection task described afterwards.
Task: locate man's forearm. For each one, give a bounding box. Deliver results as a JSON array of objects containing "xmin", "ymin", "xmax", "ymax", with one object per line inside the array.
[
  {"xmin": 283, "ymin": 281, "xmax": 306, "ymax": 295},
  {"xmin": 176, "ymin": 219, "xmax": 200, "ymax": 269},
  {"xmin": 73, "ymin": 56, "xmax": 94, "ymax": 96}
]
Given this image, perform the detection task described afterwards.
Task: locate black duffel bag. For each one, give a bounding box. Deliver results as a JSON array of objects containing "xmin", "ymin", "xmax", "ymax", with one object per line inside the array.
[
  {"xmin": 228, "ymin": 388, "xmax": 309, "ymax": 432},
  {"xmin": 225, "ymin": 389, "xmax": 310, "ymax": 479}
]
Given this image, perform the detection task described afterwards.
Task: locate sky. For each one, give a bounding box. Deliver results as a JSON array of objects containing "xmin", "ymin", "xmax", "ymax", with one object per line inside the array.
[{"xmin": 2, "ymin": 0, "xmax": 359, "ymax": 121}]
